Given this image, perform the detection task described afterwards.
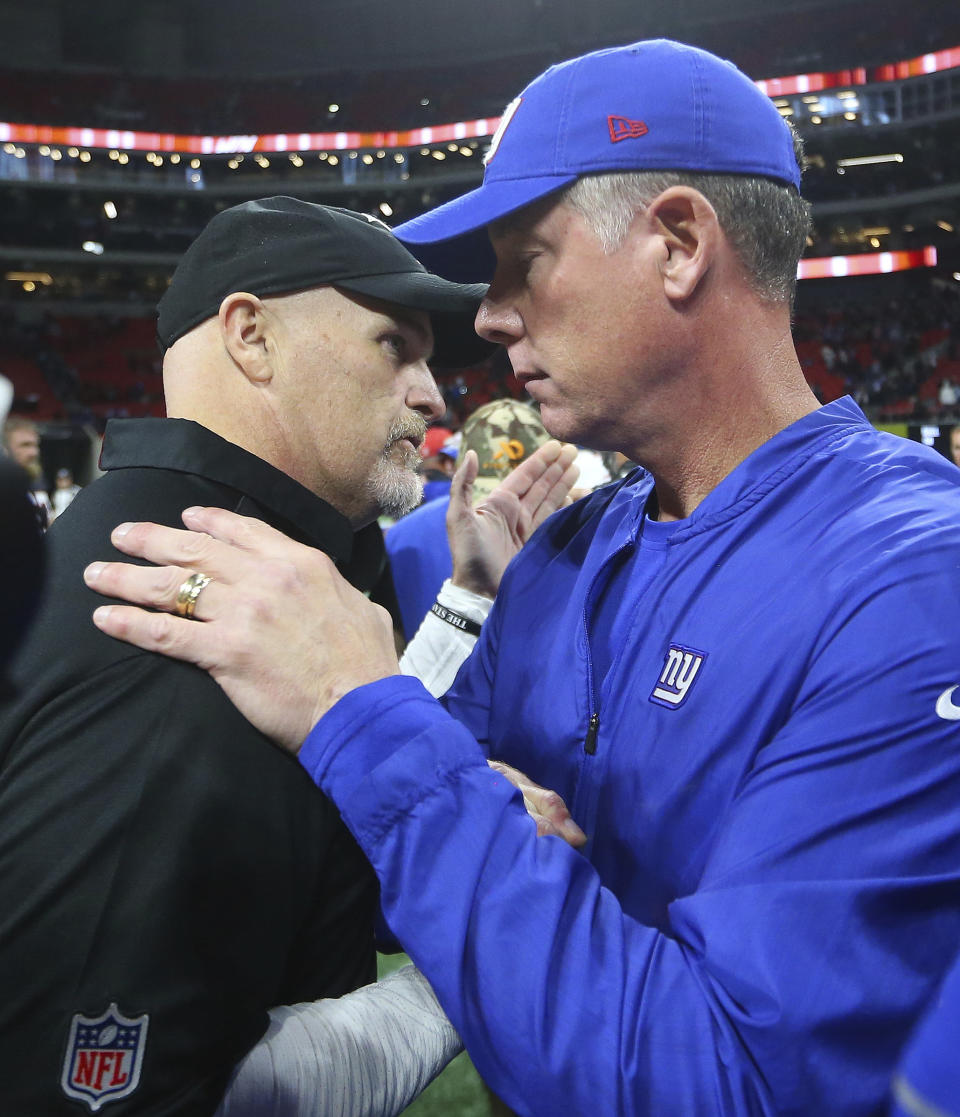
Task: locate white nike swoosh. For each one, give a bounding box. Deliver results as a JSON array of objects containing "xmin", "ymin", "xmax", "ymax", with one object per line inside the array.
[{"xmin": 936, "ymin": 685, "xmax": 960, "ymax": 720}]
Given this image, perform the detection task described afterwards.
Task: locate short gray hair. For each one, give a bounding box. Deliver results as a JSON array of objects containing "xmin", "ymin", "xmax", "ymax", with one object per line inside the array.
[{"xmin": 562, "ymin": 136, "xmax": 811, "ymax": 304}]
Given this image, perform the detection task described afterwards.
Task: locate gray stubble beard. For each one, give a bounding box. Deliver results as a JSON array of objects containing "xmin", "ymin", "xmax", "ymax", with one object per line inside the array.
[{"xmin": 367, "ymin": 414, "xmax": 428, "ymax": 519}]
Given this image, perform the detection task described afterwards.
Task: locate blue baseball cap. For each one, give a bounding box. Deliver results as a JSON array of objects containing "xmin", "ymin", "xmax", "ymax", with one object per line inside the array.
[{"xmin": 395, "ymin": 39, "xmax": 801, "ymax": 246}]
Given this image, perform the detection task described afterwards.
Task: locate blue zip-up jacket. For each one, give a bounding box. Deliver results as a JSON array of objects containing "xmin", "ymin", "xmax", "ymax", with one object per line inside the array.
[{"xmin": 302, "ymin": 399, "xmax": 960, "ymax": 1115}]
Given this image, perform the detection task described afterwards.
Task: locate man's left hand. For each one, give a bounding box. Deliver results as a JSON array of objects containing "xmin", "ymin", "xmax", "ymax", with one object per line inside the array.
[{"xmin": 448, "ymin": 440, "xmax": 578, "ymax": 598}]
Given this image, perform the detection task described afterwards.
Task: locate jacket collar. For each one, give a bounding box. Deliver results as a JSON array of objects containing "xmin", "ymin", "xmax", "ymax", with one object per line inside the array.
[{"xmin": 100, "ymin": 417, "xmax": 355, "ymax": 564}]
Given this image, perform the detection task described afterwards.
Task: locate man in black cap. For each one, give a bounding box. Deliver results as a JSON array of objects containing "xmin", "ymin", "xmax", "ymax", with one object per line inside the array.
[{"xmin": 0, "ymin": 197, "xmax": 578, "ymax": 1116}]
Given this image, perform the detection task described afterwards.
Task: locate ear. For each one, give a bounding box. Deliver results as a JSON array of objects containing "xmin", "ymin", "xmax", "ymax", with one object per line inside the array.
[
  {"xmin": 218, "ymin": 292, "xmax": 274, "ymax": 383},
  {"xmin": 644, "ymin": 187, "xmax": 719, "ymax": 304}
]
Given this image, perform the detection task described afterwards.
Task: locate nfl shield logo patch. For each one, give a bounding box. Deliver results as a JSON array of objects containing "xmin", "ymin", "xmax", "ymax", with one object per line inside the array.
[{"xmin": 61, "ymin": 1003, "xmax": 149, "ymax": 1111}]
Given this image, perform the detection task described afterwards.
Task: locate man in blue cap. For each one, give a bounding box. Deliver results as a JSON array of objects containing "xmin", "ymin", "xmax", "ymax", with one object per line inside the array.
[{"xmin": 87, "ymin": 41, "xmax": 960, "ymax": 1115}]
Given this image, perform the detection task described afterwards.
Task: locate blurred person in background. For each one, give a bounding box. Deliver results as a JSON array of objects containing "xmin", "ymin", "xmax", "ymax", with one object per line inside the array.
[
  {"xmin": 3, "ymin": 415, "xmax": 52, "ymax": 529},
  {"xmin": 84, "ymin": 41, "xmax": 960, "ymax": 1116},
  {"xmin": 416, "ymin": 424, "xmax": 457, "ymax": 504},
  {"xmin": 51, "ymin": 466, "xmax": 81, "ymax": 520},
  {"xmin": 950, "ymin": 424, "xmax": 960, "ymax": 467},
  {"xmin": 0, "ymin": 378, "xmax": 45, "ymax": 678}
]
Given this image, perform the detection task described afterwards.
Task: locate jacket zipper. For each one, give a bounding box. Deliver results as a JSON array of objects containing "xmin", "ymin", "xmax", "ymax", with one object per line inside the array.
[{"xmin": 584, "ymin": 712, "xmax": 600, "ymax": 755}]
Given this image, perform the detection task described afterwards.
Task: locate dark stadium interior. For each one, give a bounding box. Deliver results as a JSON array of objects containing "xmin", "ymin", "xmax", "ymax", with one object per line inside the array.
[{"xmin": 2, "ymin": 0, "xmax": 960, "ymax": 480}]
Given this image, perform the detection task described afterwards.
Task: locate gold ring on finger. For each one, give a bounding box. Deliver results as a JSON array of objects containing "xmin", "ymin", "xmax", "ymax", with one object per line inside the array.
[{"xmin": 174, "ymin": 571, "xmax": 212, "ymax": 620}]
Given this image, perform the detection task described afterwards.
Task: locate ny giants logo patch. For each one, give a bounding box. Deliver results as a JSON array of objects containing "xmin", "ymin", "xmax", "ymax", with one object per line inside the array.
[
  {"xmin": 650, "ymin": 644, "xmax": 706, "ymax": 709},
  {"xmin": 61, "ymin": 1004, "xmax": 149, "ymax": 1111},
  {"xmin": 608, "ymin": 115, "xmax": 649, "ymax": 143}
]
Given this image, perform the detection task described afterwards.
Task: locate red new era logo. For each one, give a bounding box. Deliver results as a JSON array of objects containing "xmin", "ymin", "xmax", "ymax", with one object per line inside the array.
[{"xmin": 608, "ymin": 115, "xmax": 649, "ymax": 143}]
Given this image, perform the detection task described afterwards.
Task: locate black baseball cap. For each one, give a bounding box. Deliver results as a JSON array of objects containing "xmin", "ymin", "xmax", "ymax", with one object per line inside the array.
[{"xmin": 157, "ymin": 196, "xmax": 493, "ymax": 368}]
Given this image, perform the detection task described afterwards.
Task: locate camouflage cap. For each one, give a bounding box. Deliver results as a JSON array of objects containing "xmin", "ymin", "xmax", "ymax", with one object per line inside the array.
[{"xmin": 460, "ymin": 399, "xmax": 550, "ymax": 502}]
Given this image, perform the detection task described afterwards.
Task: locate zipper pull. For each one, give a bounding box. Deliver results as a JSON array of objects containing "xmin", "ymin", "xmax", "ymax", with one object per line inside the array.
[{"xmin": 584, "ymin": 712, "xmax": 600, "ymax": 755}]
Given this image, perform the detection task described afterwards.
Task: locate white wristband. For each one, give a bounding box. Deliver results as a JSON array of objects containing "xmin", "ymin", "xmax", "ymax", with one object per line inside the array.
[{"xmin": 399, "ymin": 580, "xmax": 493, "ymax": 697}]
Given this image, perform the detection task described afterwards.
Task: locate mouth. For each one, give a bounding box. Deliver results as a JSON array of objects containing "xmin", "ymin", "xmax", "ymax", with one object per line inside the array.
[{"xmin": 515, "ymin": 369, "xmax": 548, "ymax": 388}]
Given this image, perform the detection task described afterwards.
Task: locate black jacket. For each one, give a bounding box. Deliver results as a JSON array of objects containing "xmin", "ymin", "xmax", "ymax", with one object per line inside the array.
[{"xmin": 0, "ymin": 418, "xmax": 378, "ymax": 1115}]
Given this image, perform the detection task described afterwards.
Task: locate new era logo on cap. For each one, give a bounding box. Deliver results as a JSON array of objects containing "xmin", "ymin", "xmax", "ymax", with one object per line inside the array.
[{"xmin": 608, "ymin": 115, "xmax": 649, "ymax": 143}]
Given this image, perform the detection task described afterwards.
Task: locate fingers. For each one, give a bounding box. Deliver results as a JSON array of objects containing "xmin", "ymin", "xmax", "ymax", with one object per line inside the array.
[
  {"xmin": 91, "ymin": 603, "xmax": 218, "ymax": 669},
  {"xmin": 492, "ymin": 441, "xmax": 567, "ymax": 500},
  {"xmin": 528, "ymin": 457, "xmax": 580, "ymax": 528},
  {"xmin": 448, "ymin": 449, "xmax": 479, "ymax": 520},
  {"xmin": 178, "ymin": 505, "xmax": 300, "ymax": 553},
  {"xmin": 84, "ymin": 560, "xmax": 225, "ymax": 621},
  {"xmin": 488, "ymin": 759, "xmax": 587, "ymax": 848},
  {"xmin": 104, "ymin": 519, "xmax": 249, "ymax": 583},
  {"xmin": 103, "ymin": 510, "xmax": 335, "ymax": 593},
  {"xmin": 485, "ymin": 443, "xmax": 578, "ymax": 511}
]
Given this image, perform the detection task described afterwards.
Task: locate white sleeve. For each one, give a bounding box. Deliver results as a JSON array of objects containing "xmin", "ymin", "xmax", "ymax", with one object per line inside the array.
[
  {"xmin": 398, "ymin": 579, "xmax": 493, "ymax": 697},
  {"xmin": 215, "ymin": 965, "xmax": 462, "ymax": 1117}
]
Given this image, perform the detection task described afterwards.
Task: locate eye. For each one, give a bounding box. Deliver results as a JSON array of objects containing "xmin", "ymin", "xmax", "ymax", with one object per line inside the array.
[{"xmin": 381, "ymin": 332, "xmax": 407, "ymax": 361}]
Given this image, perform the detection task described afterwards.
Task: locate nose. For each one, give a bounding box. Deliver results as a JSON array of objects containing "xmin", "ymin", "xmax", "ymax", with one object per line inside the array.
[
  {"xmin": 475, "ymin": 286, "xmax": 524, "ymax": 346},
  {"xmin": 405, "ymin": 364, "xmax": 446, "ymax": 423}
]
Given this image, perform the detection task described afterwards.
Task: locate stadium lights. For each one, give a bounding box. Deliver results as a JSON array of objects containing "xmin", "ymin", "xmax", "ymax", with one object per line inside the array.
[
  {"xmin": 190, "ymin": 158, "xmax": 200, "ymax": 169},
  {"xmin": 420, "ymin": 98, "xmax": 430, "ymax": 106},
  {"xmin": 170, "ymin": 153, "xmax": 181, "ymax": 164},
  {"xmin": 328, "ymin": 104, "xmax": 339, "ymax": 113},
  {"xmin": 362, "ymin": 153, "xmax": 374, "ymax": 164},
  {"xmin": 811, "ymin": 116, "xmax": 822, "ymax": 124},
  {"xmin": 379, "ymin": 202, "xmax": 393, "ymax": 217},
  {"xmin": 937, "ymin": 220, "xmax": 955, "ymax": 232},
  {"xmin": 432, "ymin": 150, "xmax": 446, "ymax": 160},
  {"xmin": 393, "ymin": 153, "xmax": 404, "ymax": 163},
  {"xmin": 328, "ymin": 155, "xmax": 339, "ymax": 166},
  {"xmin": 117, "ymin": 153, "xmax": 128, "ymax": 164},
  {"xmin": 39, "ymin": 144, "xmax": 50, "ymax": 155},
  {"xmin": 82, "ymin": 241, "xmax": 104, "ymax": 255},
  {"xmin": 459, "ymin": 147, "xmax": 473, "ymax": 156},
  {"xmin": 79, "ymin": 151, "xmax": 91, "ymax": 162},
  {"xmin": 837, "ymin": 153, "xmax": 904, "ymax": 167},
  {"xmin": 844, "ymin": 111, "xmax": 857, "ymax": 121},
  {"xmin": 103, "ymin": 201, "xmax": 117, "ymax": 219},
  {"xmin": 954, "ymin": 272, "xmax": 960, "ymax": 282},
  {"xmin": 5, "ymin": 271, "xmax": 53, "ymax": 285}
]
